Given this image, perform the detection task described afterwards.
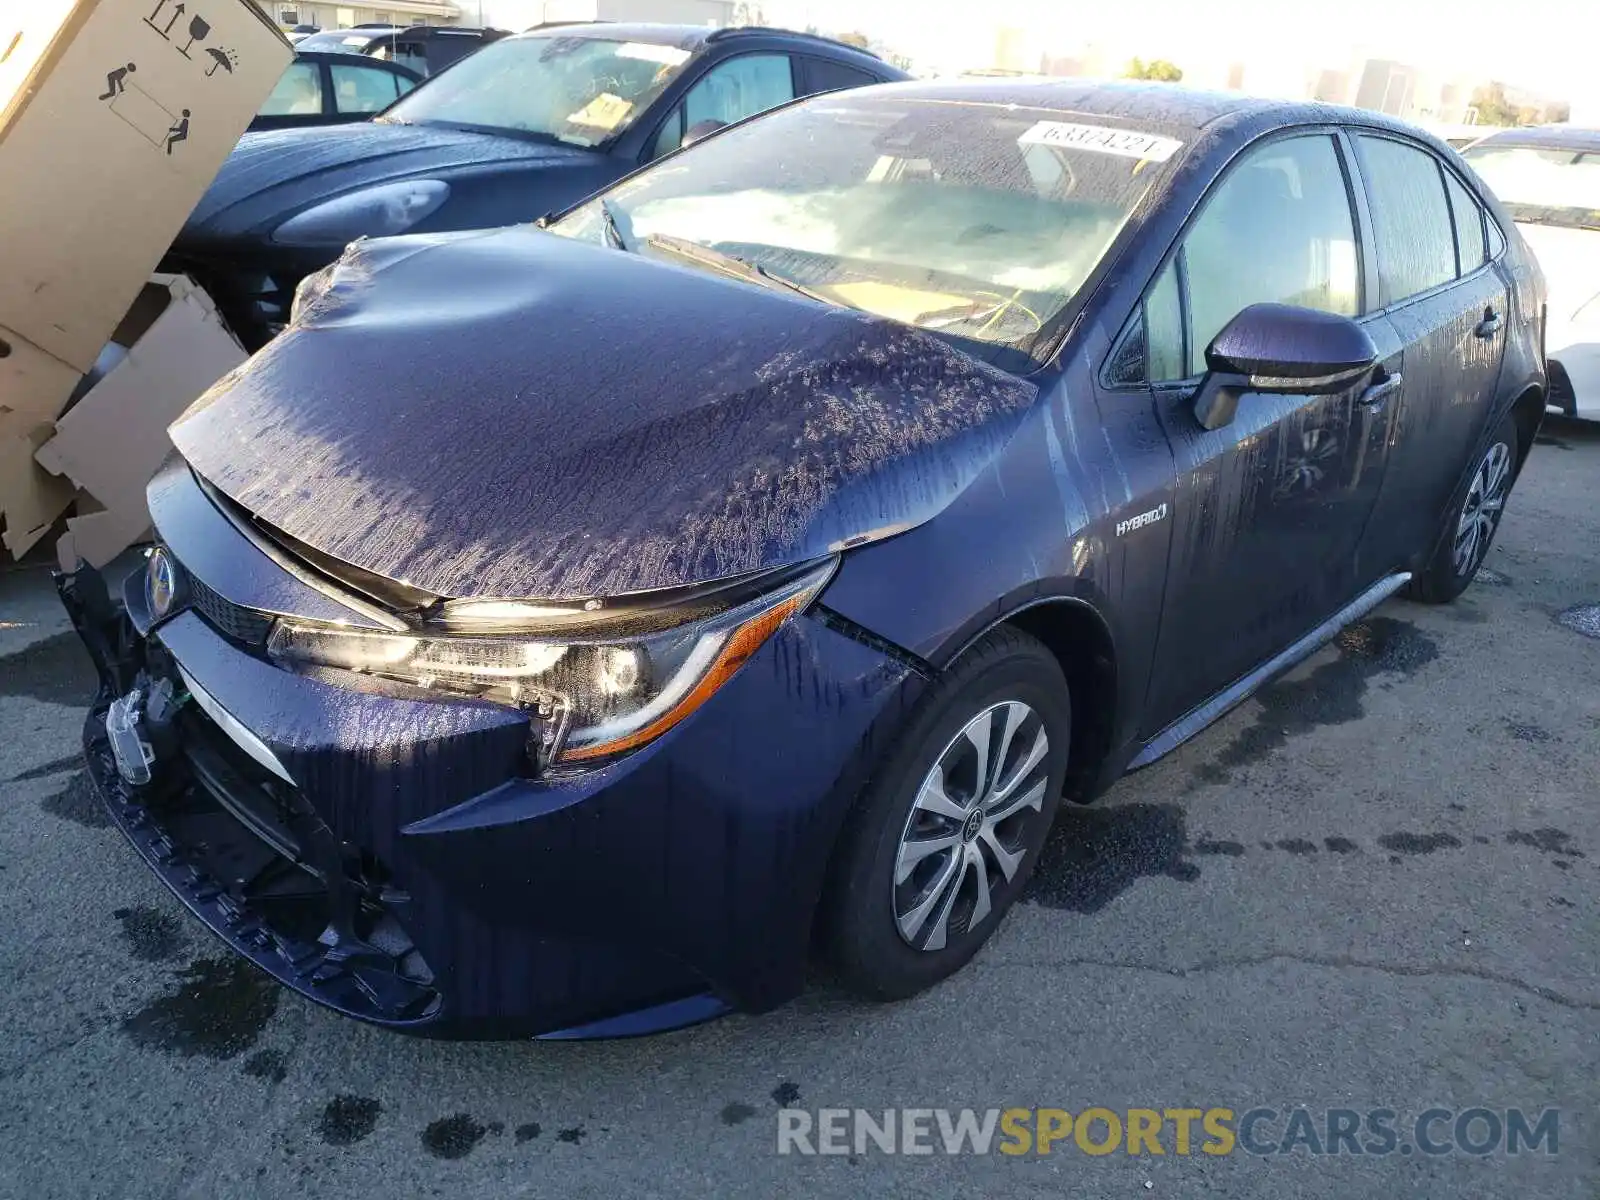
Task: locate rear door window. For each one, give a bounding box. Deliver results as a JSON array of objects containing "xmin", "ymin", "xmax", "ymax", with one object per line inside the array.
[
  {"xmin": 649, "ymin": 54, "xmax": 796, "ymax": 160},
  {"xmin": 1356, "ymin": 135, "xmax": 1457, "ymax": 304},
  {"xmin": 330, "ymin": 62, "xmax": 407, "ymax": 114},
  {"xmin": 260, "ymin": 61, "xmax": 325, "ymax": 116}
]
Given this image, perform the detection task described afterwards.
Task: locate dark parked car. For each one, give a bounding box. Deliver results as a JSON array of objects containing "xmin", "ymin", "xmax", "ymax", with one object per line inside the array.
[
  {"xmin": 292, "ymin": 24, "xmax": 509, "ymax": 77},
  {"xmin": 64, "ymin": 81, "xmax": 1546, "ymax": 1038},
  {"xmin": 249, "ymin": 51, "xmax": 421, "ymax": 133},
  {"xmin": 164, "ymin": 22, "xmax": 908, "ymax": 348}
]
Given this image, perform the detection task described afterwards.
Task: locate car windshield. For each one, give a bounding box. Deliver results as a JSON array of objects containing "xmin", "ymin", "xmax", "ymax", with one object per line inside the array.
[
  {"xmin": 1463, "ymin": 143, "xmax": 1600, "ymax": 230},
  {"xmin": 379, "ymin": 32, "xmax": 692, "ymax": 146},
  {"xmin": 548, "ymin": 93, "xmax": 1179, "ymax": 367}
]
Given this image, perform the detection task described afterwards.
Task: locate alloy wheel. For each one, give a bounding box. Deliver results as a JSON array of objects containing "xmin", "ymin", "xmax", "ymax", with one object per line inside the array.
[
  {"xmin": 892, "ymin": 700, "xmax": 1051, "ymax": 952},
  {"xmin": 1453, "ymin": 441, "xmax": 1512, "ymax": 577}
]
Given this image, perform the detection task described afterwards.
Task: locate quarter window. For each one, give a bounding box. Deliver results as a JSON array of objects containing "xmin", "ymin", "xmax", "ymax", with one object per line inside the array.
[
  {"xmin": 1357, "ymin": 135, "xmax": 1457, "ymax": 303},
  {"xmin": 801, "ymin": 58, "xmax": 880, "ymax": 96},
  {"xmin": 1486, "ymin": 213, "xmax": 1506, "ymax": 258},
  {"xmin": 1146, "ymin": 260, "xmax": 1184, "ymax": 383},
  {"xmin": 1444, "ymin": 171, "xmax": 1487, "ymax": 275},
  {"xmin": 1180, "ymin": 134, "xmax": 1359, "ymax": 377}
]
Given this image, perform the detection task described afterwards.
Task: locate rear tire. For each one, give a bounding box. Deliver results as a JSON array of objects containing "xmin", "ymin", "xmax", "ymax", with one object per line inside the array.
[
  {"xmin": 821, "ymin": 626, "xmax": 1070, "ymax": 1000},
  {"xmin": 1408, "ymin": 411, "xmax": 1519, "ymax": 604}
]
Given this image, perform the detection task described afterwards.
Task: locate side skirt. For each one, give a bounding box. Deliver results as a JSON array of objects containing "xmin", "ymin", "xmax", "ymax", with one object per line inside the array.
[{"xmin": 1126, "ymin": 571, "xmax": 1413, "ymax": 771}]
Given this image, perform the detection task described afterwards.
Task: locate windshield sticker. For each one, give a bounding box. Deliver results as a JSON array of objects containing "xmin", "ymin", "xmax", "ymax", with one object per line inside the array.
[
  {"xmin": 1017, "ymin": 121, "xmax": 1183, "ymax": 162},
  {"xmin": 616, "ymin": 42, "xmax": 691, "ymax": 66},
  {"xmin": 568, "ymin": 92, "xmax": 635, "ymax": 130}
]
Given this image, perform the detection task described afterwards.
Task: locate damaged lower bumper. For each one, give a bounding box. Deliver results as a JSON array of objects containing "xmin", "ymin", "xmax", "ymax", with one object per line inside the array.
[{"xmin": 57, "ymin": 555, "xmax": 912, "ymax": 1039}]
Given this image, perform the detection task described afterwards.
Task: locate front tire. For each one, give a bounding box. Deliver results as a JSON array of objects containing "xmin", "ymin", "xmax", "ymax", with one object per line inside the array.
[
  {"xmin": 821, "ymin": 626, "xmax": 1070, "ymax": 1000},
  {"xmin": 1408, "ymin": 412, "xmax": 1519, "ymax": 604}
]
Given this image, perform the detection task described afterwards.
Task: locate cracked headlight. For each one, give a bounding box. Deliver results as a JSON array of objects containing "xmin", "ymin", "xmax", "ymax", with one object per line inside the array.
[
  {"xmin": 271, "ymin": 180, "xmax": 451, "ymax": 247},
  {"xmin": 266, "ymin": 561, "xmax": 834, "ymax": 765}
]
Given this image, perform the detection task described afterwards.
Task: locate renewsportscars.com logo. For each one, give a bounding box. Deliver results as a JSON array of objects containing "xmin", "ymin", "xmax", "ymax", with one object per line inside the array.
[{"xmin": 776, "ymin": 1106, "xmax": 1560, "ymax": 1158}]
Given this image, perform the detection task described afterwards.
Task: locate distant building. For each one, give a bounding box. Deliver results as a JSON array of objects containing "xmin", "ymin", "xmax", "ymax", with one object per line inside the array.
[
  {"xmin": 1353, "ymin": 59, "xmax": 1416, "ymax": 115},
  {"xmin": 254, "ymin": 0, "xmax": 463, "ymax": 30},
  {"xmin": 489, "ymin": 0, "xmax": 735, "ymax": 26},
  {"xmin": 1039, "ymin": 45, "xmax": 1110, "ymax": 79},
  {"xmin": 990, "ymin": 25, "xmax": 1034, "ymax": 74}
]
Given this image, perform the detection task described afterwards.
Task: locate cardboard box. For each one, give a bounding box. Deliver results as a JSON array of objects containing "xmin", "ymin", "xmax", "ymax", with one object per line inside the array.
[
  {"xmin": 0, "ymin": 425, "xmax": 77, "ymax": 559},
  {"xmin": 0, "ymin": 325, "xmax": 86, "ymax": 442},
  {"xmin": 0, "ymin": 0, "xmax": 289, "ymax": 376},
  {"xmin": 34, "ymin": 274, "xmax": 246, "ymax": 568}
]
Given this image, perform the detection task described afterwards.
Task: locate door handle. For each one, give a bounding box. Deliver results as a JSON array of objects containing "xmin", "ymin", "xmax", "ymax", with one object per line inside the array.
[
  {"xmin": 1475, "ymin": 308, "xmax": 1503, "ymax": 338},
  {"xmin": 1358, "ymin": 373, "xmax": 1402, "ymax": 411}
]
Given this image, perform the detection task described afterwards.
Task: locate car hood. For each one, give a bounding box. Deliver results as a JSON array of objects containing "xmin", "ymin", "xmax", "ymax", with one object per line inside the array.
[
  {"xmin": 169, "ymin": 227, "xmax": 1039, "ymax": 602},
  {"xmin": 179, "ymin": 122, "xmax": 598, "ymax": 242}
]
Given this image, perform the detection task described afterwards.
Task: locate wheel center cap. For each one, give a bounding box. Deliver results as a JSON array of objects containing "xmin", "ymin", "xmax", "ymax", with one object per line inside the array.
[{"xmin": 961, "ymin": 808, "xmax": 984, "ymax": 843}]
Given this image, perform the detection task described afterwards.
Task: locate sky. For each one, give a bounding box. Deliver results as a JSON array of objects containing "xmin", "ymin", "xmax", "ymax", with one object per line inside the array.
[{"xmin": 764, "ymin": 0, "xmax": 1600, "ymax": 114}]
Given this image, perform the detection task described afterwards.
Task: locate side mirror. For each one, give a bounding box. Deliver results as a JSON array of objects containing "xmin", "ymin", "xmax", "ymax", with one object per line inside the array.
[
  {"xmin": 1193, "ymin": 303, "xmax": 1378, "ymax": 431},
  {"xmin": 682, "ymin": 118, "xmax": 728, "ymax": 148}
]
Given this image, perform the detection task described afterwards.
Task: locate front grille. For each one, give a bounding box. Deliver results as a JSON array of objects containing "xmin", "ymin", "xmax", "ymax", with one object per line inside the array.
[
  {"xmin": 115, "ymin": 684, "xmax": 443, "ymax": 1025},
  {"xmin": 187, "ymin": 570, "xmax": 274, "ymax": 647}
]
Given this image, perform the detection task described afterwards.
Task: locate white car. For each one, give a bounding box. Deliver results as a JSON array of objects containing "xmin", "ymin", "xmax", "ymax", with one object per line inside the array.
[{"xmin": 1463, "ymin": 126, "xmax": 1600, "ymax": 419}]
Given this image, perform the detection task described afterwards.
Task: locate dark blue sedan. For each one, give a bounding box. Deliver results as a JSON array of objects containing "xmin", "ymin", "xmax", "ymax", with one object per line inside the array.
[{"xmin": 63, "ymin": 80, "xmax": 1547, "ymax": 1038}]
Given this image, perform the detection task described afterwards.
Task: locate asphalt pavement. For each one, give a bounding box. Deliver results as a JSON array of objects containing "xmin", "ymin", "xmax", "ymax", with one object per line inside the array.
[{"xmin": 1, "ymin": 418, "xmax": 1596, "ymax": 1199}]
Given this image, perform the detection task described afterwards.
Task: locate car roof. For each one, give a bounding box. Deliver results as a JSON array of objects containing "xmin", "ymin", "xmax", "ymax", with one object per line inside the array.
[
  {"xmin": 514, "ymin": 21, "xmax": 893, "ymax": 66},
  {"xmin": 865, "ymin": 78, "xmax": 1453, "ymax": 142},
  {"xmin": 1465, "ymin": 124, "xmax": 1600, "ymax": 153},
  {"xmin": 292, "ymin": 49, "xmax": 420, "ymax": 75}
]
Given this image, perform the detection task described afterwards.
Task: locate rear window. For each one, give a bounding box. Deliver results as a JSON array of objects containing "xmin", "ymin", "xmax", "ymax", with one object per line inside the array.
[{"xmin": 1461, "ymin": 142, "xmax": 1600, "ymax": 230}]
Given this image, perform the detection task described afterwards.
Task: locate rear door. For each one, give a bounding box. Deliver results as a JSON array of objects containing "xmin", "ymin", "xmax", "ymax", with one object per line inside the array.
[
  {"xmin": 1126, "ymin": 131, "xmax": 1400, "ymax": 731},
  {"xmin": 1349, "ymin": 133, "xmax": 1509, "ymax": 571}
]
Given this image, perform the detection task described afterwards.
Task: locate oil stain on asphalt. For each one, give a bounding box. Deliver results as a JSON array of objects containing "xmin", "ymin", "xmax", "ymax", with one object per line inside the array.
[
  {"xmin": 1507, "ymin": 829, "xmax": 1584, "ymax": 858},
  {"xmin": 0, "ymin": 630, "xmax": 99, "ymax": 706},
  {"xmin": 243, "ymin": 1048, "xmax": 288, "ymax": 1083},
  {"xmin": 721, "ymin": 1102, "xmax": 757, "ymax": 1126},
  {"xmin": 320, "ymin": 1095, "xmax": 382, "ymax": 1146},
  {"xmin": 421, "ymin": 1114, "xmax": 490, "ymax": 1159},
  {"xmin": 1026, "ymin": 802, "xmax": 1199, "ymax": 912},
  {"xmin": 1189, "ymin": 617, "xmax": 1440, "ymax": 789},
  {"xmin": 40, "ymin": 771, "xmax": 111, "ymax": 829},
  {"xmin": 121, "ymin": 957, "xmax": 280, "ymax": 1059},
  {"xmin": 1504, "ymin": 720, "xmax": 1555, "ymax": 744},
  {"xmin": 113, "ymin": 905, "xmax": 187, "ymax": 962},
  {"xmin": 1378, "ymin": 832, "xmax": 1463, "ymax": 856}
]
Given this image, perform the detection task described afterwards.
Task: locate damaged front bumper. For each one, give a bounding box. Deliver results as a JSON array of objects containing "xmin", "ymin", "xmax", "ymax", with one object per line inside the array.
[{"xmin": 57, "ymin": 540, "xmax": 914, "ymax": 1038}]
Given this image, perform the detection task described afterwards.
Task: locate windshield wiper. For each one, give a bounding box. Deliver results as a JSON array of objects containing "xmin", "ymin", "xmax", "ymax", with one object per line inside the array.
[
  {"xmin": 644, "ymin": 233, "xmax": 836, "ymax": 306},
  {"xmin": 600, "ymin": 198, "xmax": 634, "ymax": 252}
]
